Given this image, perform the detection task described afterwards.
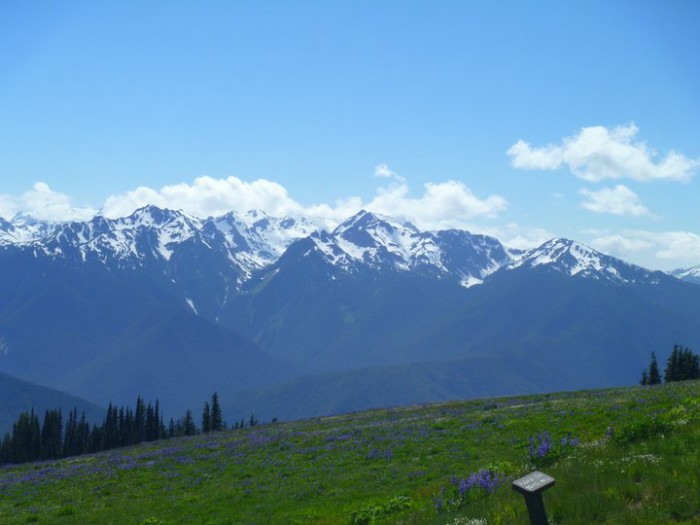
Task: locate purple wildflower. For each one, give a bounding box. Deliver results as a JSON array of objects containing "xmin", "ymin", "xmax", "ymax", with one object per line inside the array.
[{"xmin": 450, "ymin": 468, "xmax": 505, "ymax": 496}]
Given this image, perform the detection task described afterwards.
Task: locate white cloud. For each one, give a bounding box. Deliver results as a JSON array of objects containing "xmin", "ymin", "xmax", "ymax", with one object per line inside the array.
[
  {"xmin": 373, "ymin": 163, "xmax": 404, "ymax": 182},
  {"xmin": 102, "ymin": 176, "xmax": 306, "ymax": 219},
  {"xmin": 579, "ymin": 185, "xmax": 651, "ymax": 217},
  {"xmin": 1, "ymin": 174, "xmax": 508, "ymax": 232},
  {"xmin": 101, "ymin": 175, "xmax": 508, "ymax": 230},
  {"xmin": 0, "ymin": 182, "xmax": 96, "ymax": 222},
  {"xmin": 0, "ymin": 195, "xmax": 17, "ymax": 220},
  {"xmin": 363, "ymin": 180, "xmax": 508, "ymax": 230},
  {"xmin": 508, "ymin": 124, "xmax": 699, "ymax": 183},
  {"xmin": 587, "ymin": 230, "xmax": 700, "ymax": 270},
  {"xmin": 643, "ymin": 231, "xmax": 700, "ymax": 264},
  {"xmin": 493, "ymin": 223, "xmax": 554, "ymax": 251},
  {"xmin": 588, "ymin": 234, "xmax": 654, "ymax": 255},
  {"xmin": 507, "ymin": 140, "xmax": 563, "ymax": 170}
]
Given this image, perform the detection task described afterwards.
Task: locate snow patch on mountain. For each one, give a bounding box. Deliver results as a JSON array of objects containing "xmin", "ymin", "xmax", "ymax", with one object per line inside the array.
[
  {"xmin": 509, "ymin": 238, "xmax": 658, "ymax": 284},
  {"xmin": 299, "ymin": 210, "xmax": 515, "ymax": 286},
  {"xmin": 670, "ymin": 265, "xmax": 700, "ymax": 284},
  {"xmin": 0, "ymin": 213, "xmax": 58, "ymax": 245},
  {"xmin": 0, "ymin": 206, "xmax": 670, "ymax": 292},
  {"xmin": 185, "ymin": 298, "xmax": 198, "ymax": 315}
]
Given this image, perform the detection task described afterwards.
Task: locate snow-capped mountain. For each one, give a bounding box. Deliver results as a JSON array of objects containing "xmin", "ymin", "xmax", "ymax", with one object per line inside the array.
[
  {"xmin": 210, "ymin": 209, "xmax": 330, "ymax": 274},
  {"xmin": 508, "ymin": 237, "xmax": 666, "ymax": 285},
  {"xmin": 292, "ymin": 210, "xmax": 516, "ymax": 287},
  {"xmin": 0, "ymin": 212, "xmax": 58, "ymax": 245},
  {"xmin": 0, "ymin": 207, "xmax": 678, "ymax": 291},
  {"xmin": 0, "ymin": 205, "xmax": 328, "ymax": 280},
  {"xmin": 670, "ymin": 265, "xmax": 700, "ymax": 285},
  {"xmin": 0, "ymin": 205, "xmax": 334, "ymax": 319},
  {"xmin": 2, "ymin": 207, "xmax": 518, "ymax": 289}
]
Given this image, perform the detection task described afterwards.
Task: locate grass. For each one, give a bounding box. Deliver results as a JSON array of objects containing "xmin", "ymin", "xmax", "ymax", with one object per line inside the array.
[{"xmin": 1, "ymin": 380, "xmax": 700, "ymax": 524}]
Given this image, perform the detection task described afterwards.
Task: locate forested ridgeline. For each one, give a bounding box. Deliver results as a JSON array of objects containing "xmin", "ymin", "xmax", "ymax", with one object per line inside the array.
[{"xmin": 0, "ymin": 392, "xmax": 259, "ymax": 466}]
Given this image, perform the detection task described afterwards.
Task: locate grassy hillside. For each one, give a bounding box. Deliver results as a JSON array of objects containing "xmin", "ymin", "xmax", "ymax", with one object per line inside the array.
[{"xmin": 1, "ymin": 381, "xmax": 699, "ymax": 524}]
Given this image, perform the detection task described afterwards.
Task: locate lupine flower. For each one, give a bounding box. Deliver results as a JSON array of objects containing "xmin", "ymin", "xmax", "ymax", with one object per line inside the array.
[
  {"xmin": 450, "ymin": 468, "xmax": 506, "ymax": 496},
  {"xmin": 528, "ymin": 430, "xmax": 579, "ymax": 466}
]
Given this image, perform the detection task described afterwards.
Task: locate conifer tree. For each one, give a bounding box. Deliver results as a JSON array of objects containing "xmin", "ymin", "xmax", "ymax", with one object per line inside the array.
[
  {"xmin": 202, "ymin": 402, "xmax": 211, "ymax": 434},
  {"xmin": 89, "ymin": 424, "xmax": 102, "ymax": 453},
  {"xmin": 665, "ymin": 345, "xmax": 681, "ymax": 382},
  {"xmin": 0, "ymin": 433, "xmax": 10, "ymax": 464},
  {"xmin": 134, "ymin": 396, "xmax": 146, "ymax": 443},
  {"xmin": 63, "ymin": 408, "xmax": 78, "ymax": 458},
  {"xmin": 183, "ymin": 410, "xmax": 197, "ymax": 436},
  {"xmin": 40, "ymin": 409, "xmax": 62, "ymax": 460},
  {"xmin": 664, "ymin": 345, "xmax": 699, "ymax": 382},
  {"xmin": 153, "ymin": 400, "xmax": 163, "ymax": 441},
  {"xmin": 77, "ymin": 412, "xmax": 90, "ymax": 454},
  {"xmin": 648, "ymin": 352, "xmax": 661, "ymax": 385},
  {"xmin": 210, "ymin": 392, "xmax": 223, "ymax": 432},
  {"xmin": 145, "ymin": 403, "xmax": 155, "ymax": 441},
  {"xmin": 640, "ymin": 368, "xmax": 648, "ymax": 386},
  {"xmin": 8, "ymin": 410, "xmax": 42, "ymax": 463},
  {"xmin": 104, "ymin": 403, "xmax": 119, "ymax": 450}
]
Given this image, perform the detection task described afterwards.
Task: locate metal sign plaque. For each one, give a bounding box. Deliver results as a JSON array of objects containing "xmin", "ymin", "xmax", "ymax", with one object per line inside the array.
[{"xmin": 512, "ymin": 471, "xmax": 555, "ymax": 495}]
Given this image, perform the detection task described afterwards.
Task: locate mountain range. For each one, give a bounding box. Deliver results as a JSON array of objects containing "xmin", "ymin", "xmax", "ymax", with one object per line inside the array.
[{"xmin": 1, "ymin": 206, "xmax": 699, "ymax": 422}]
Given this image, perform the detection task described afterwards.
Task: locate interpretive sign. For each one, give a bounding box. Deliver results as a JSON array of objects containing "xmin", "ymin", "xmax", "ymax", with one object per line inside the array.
[
  {"xmin": 512, "ymin": 471, "xmax": 555, "ymax": 525},
  {"xmin": 512, "ymin": 471, "xmax": 555, "ymax": 495}
]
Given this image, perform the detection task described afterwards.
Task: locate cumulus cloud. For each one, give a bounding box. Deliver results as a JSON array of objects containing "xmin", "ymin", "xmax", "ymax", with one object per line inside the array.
[
  {"xmin": 373, "ymin": 163, "xmax": 404, "ymax": 182},
  {"xmin": 587, "ymin": 230, "xmax": 700, "ymax": 270},
  {"xmin": 362, "ymin": 180, "xmax": 507, "ymax": 230},
  {"xmin": 102, "ymin": 176, "xmax": 306, "ymax": 219},
  {"xmin": 101, "ymin": 175, "xmax": 508, "ymax": 230},
  {"xmin": 579, "ymin": 185, "xmax": 651, "ymax": 217},
  {"xmin": 642, "ymin": 231, "xmax": 700, "ymax": 264},
  {"xmin": 0, "ymin": 182, "xmax": 96, "ymax": 222},
  {"xmin": 486, "ymin": 223, "xmax": 554, "ymax": 251},
  {"xmin": 508, "ymin": 124, "xmax": 699, "ymax": 183},
  {"xmin": 588, "ymin": 234, "xmax": 654, "ymax": 255},
  {"xmin": 0, "ymin": 195, "xmax": 17, "ymax": 220}
]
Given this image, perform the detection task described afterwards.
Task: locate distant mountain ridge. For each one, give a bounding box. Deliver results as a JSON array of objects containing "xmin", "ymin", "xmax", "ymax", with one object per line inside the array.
[
  {"xmin": 1, "ymin": 206, "xmax": 694, "ymax": 289},
  {"xmin": 508, "ymin": 237, "xmax": 665, "ymax": 285},
  {"xmin": 1, "ymin": 206, "xmax": 700, "ymax": 421},
  {"xmin": 0, "ymin": 371, "xmax": 104, "ymax": 434},
  {"xmin": 671, "ymin": 265, "xmax": 700, "ymax": 285}
]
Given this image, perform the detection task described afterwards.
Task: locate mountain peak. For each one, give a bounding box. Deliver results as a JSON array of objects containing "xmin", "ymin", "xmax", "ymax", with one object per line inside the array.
[
  {"xmin": 333, "ymin": 209, "xmax": 378, "ymax": 232},
  {"xmin": 127, "ymin": 205, "xmax": 182, "ymax": 225},
  {"xmin": 10, "ymin": 211, "xmax": 42, "ymax": 227},
  {"xmin": 333, "ymin": 210, "xmax": 418, "ymax": 238},
  {"xmin": 671, "ymin": 265, "xmax": 700, "ymax": 284},
  {"xmin": 510, "ymin": 237, "xmax": 657, "ymax": 284}
]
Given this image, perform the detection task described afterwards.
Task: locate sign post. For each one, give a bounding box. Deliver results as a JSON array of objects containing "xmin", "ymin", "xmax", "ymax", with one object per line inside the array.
[{"xmin": 512, "ymin": 471, "xmax": 555, "ymax": 525}]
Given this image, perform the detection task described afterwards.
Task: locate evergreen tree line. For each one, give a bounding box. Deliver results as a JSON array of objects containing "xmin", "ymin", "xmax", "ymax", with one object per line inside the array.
[
  {"xmin": 640, "ymin": 345, "xmax": 700, "ymax": 386},
  {"xmin": 0, "ymin": 392, "xmax": 260, "ymax": 466}
]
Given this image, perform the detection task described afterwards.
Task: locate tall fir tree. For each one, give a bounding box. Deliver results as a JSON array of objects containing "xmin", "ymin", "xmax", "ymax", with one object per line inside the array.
[
  {"xmin": 648, "ymin": 352, "xmax": 662, "ymax": 385},
  {"xmin": 210, "ymin": 392, "xmax": 223, "ymax": 432},
  {"xmin": 202, "ymin": 402, "xmax": 211, "ymax": 434},
  {"xmin": 63, "ymin": 408, "xmax": 78, "ymax": 458},
  {"xmin": 665, "ymin": 345, "xmax": 680, "ymax": 382},
  {"xmin": 183, "ymin": 410, "xmax": 197, "ymax": 436},
  {"xmin": 40, "ymin": 409, "xmax": 63, "ymax": 460},
  {"xmin": 640, "ymin": 368, "xmax": 648, "ymax": 386}
]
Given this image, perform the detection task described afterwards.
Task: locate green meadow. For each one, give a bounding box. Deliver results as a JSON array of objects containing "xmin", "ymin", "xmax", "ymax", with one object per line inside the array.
[{"xmin": 1, "ymin": 380, "xmax": 699, "ymax": 524}]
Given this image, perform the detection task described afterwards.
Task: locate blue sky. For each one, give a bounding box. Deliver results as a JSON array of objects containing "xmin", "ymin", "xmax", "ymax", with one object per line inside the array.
[{"xmin": 1, "ymin": 1, "xmax": 699, "ymax": 270}]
